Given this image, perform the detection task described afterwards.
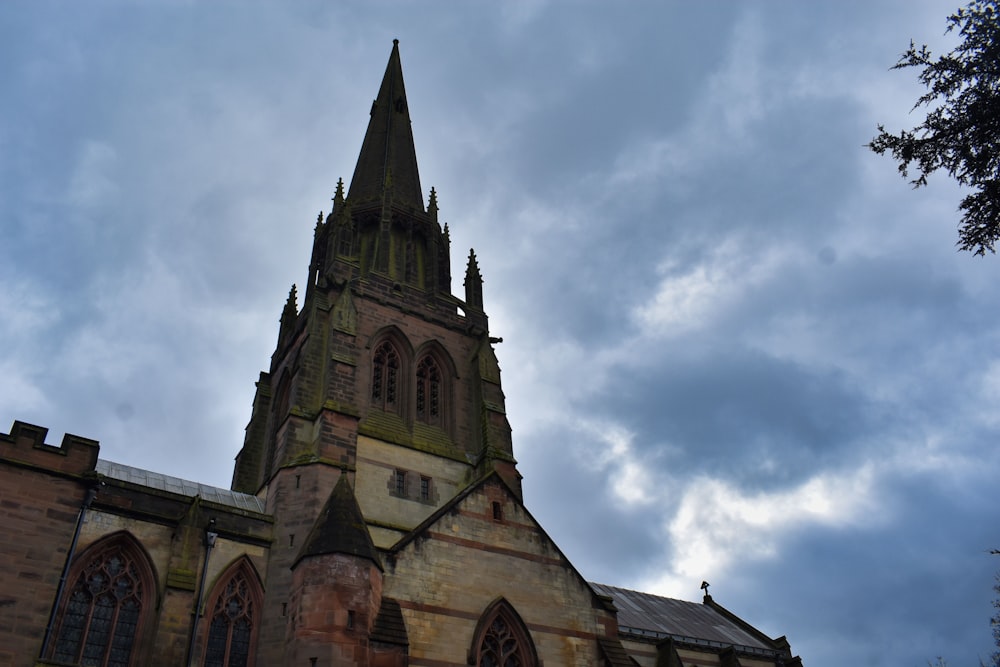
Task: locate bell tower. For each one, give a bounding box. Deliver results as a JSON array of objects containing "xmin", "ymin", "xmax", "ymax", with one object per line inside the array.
[{"xmin": 230, "ymin": 40, "xmax": 517, "ymax": 662}]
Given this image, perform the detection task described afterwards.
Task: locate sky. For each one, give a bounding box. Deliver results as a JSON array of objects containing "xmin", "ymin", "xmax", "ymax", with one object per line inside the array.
[{"xmin": 1, "ymin": 2, "xmax": 997, "ymax": 666}]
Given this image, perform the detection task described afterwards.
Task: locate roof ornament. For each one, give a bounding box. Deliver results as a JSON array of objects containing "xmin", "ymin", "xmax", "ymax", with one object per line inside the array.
[
  {"xmin": 428, "ymin": 187, "xmax": 438, "ymax": 222},
  {"xmin": 700, "ymin": 581, "xmax": 710, "ymax": 598},
  {"xmin": 333, "ymin": 177, "xmax": 345, "ymax": 210},
  {"xmin": 284, "ymin": 284, "xmax": 298, "ymax": 315}
]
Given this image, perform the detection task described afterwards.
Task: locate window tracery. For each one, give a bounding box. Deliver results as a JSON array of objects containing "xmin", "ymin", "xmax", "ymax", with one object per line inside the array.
[
  {"xmin": 415, "ymin": 355, "xmax": 441, "ymax": 424},
  {"xmin": 203, "ymin": 564, "xmax": 260, "ymax": 667},
  {"xmin": 372, "ymin": 341, "xmax": 400, "ymax": 411},
  {"xmin": 480, "ymin": 615, "xmax": 522, "ymax": 667},
  {"xmin": 51, "ymin": 537, "xmax": 151, "ymax": 667},
  {"xmin": 472, "ymin": 600, "xmax": 536, "ymax": 667}
]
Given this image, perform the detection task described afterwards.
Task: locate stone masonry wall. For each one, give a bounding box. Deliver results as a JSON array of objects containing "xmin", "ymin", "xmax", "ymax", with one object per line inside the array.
[
  {"xmin": 0, "ymin": 422, "xmax": 97, "ymax": 667},
  {"xmin": 383, "ymin": 477, "xmax": 607, "ymax": 667}
]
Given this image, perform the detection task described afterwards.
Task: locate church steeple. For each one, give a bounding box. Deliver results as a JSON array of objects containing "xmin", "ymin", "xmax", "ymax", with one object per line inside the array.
[{"xmin": 347, "ymin": 39, "xmax": 424, "ymax": 212}]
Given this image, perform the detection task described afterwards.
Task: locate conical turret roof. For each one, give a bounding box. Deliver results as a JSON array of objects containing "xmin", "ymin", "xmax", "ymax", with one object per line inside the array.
[{"xmin": 293, "ymin": 473, "xmax": 382, "ymax": 570}]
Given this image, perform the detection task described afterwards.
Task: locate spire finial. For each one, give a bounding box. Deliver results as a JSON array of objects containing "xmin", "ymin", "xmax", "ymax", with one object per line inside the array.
[
  {"xmin": 464, "ymin": 248, "xmax": 483, "ymax": 310},
  {"xmin": 333, "ymin": 177, "xmax": 345, "ymax": 210},
  {"xmin": 278, "ymin": 284, "xmax": 299, "ymax": 341},
  {"xmin": 428, "ymin": 187, "xmax": 438, "ymax": 221}
]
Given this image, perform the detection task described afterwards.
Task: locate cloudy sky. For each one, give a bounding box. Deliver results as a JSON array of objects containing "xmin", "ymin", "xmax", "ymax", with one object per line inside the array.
[{"xmin": 2, "ymin": 2, "xmax": 998, "ymax": 665}]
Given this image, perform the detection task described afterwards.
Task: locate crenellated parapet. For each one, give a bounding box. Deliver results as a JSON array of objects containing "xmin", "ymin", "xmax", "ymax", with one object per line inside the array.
[{"xmin": 0, "ymin": 420, "xmax": 100, "ymax": 476}]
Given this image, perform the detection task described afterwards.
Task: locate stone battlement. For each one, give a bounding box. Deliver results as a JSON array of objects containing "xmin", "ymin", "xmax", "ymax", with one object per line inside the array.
[{"xmin": 1, "ymin": 420, "xmax": 100, "ymax": 475}]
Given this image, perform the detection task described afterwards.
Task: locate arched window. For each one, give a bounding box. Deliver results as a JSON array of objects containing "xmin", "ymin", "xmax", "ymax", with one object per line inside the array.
[
  {"xmin": 372, "ymin": 341, "xmax": 401, "ymax": 411},
  {"xmin": 415, "ymin": 355, "xmax": 442, "ymax": 425},
  {"xmin": 203, "ymin": 559, "xmax": 262, "ymax": 667},
  {"xmin": 51, "ymin": 534, "xmax": 154, "ymax": 667},
  {"xmin": 472, "ymin": 599, "xmax": 537, "ymax": 667}
]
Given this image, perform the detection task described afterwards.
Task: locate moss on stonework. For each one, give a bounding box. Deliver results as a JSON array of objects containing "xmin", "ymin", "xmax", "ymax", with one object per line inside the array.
[
  {"xmin": 359, "ymin": 411, "xmax": 469, "ymax": 463},
  {"xmin": 411, "ymin": 422, "xmax": 459, "ymax": 458},
  {"xmin": 166, "ymin": 568, "xmax": 197, "ymax": 591},
  {"xmin": 358, "ymin": 410, "xmax": 411, "ymax": 445},
  {"xmin": 321, "ymin": 399, "xmax": 361, "ymax": 417}
]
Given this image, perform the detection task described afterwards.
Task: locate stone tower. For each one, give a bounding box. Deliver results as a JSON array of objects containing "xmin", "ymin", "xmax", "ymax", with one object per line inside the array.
[{"xmin": 230, "ymin": 40, "xmax": 516, "ymax": 663}]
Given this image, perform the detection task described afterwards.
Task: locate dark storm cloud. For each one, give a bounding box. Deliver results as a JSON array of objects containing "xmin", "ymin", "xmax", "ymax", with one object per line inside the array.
[
  {"xmin": 520, "ymin": 421, "xmax": 667, "ymax": 579},
  {"xmin": 584, "ymin": 348, "xmax": 874, "ymax": 486},
  {"xmin": 735, "ymin": 477, "xmax": 1000, "ymax": 666}
]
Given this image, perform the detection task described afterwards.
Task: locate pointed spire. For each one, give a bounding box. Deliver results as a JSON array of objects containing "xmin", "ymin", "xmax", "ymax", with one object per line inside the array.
[
  {"xmin": 347, "ymin": 40, "xmax": 424, "ymax": 212},
  {"xmin": 293, "ymin": 474, "xmax": 382, "ymax": 570},
  {"xmin": 465, "ymin": 248, "xmax": 483, "ymax": 310}
]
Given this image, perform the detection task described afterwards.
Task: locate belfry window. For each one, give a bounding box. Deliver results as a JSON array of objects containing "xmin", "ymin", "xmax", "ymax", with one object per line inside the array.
[
  {"xmin": 203, "ymin": 567, "xmax": 258, "ymax": 667},
  {"xmin": 415, "ymin": 355, "xmax": 441, "ymax": 425},
  {"xmin": 51, "ymin": 537, "xmax": 151, "ymax": 667},
  {"xmin": 372, "ymin": 341, "xmax": 400, "ymax": 411}
]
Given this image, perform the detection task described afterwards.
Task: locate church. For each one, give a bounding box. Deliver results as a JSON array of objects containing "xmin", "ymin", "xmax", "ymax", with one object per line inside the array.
[{"xmin": 0, "ymin": 42, "xmax": 804, "ymax": 667}]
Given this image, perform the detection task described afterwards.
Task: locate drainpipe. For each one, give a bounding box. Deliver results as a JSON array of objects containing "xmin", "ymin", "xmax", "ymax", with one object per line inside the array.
[
  {"xmin": 39, "ymin": 484, "xmax": 98, "ymax": 660},
  {"xmin": 185, "ymin": 519, "xmax": 218, "ymax": 667}
]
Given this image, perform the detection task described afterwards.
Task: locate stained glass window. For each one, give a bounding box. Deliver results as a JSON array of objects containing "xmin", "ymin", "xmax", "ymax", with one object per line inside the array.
[
  {"xmin": 204, "ymin": 570, "xmax": 255, "ymax": 667},
  {"xmin": 52, "ymin": 542, "xmax": 146, "ymax": 667}
]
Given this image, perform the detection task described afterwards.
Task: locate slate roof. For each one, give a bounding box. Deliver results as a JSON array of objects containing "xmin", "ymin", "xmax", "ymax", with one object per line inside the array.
[
  {"xmin": 96, "ymin": 459, "xmax": 266, "ymax": 514},
  {"xmin": 590, "ymin": 583, "xmax": 782, "ymax": 658},
  {"xmin": 294, "ymin": 473, "xmax": 382, "ymax": 570},
  {"xmin": 597, "ymin": 637, "xmax": 638, "ymax": 667},
  {"xmin": 370, "ymin": 597, "xmax": 408, "ymax": 647}
]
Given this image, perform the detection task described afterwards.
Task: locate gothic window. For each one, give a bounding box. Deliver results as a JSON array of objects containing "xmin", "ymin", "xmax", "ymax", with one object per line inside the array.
[
  {"xmin": 51, "ymin": 535, "xmax": 153, "ymax": 667},
  {"xmin": 372, "ymin": 341, "xmax": 401, "ymax": 411},
  {"xmin": 415, "ymin": 355, "xmax": 441, "ymax": 425},
  {"xmin": 203, "ymin": 561, "xmax": 261, "ymax": 667},
  {"xmin": 472, "ymin": 600, "xmax": 537, "ymax": 667},
  {"xmin": 394, "ymin": 469, "xmax": 407, "ymax": 496},
  {"xmin": 481, "ymin": 616, "xmax": 522, "ymax": 667}
]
